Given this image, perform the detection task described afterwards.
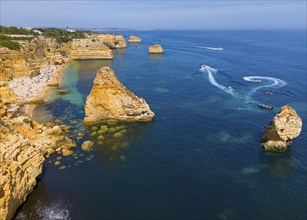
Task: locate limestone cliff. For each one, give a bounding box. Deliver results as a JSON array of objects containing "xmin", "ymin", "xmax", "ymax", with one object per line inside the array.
[
  {"xmin": 0, "ymin": 117, "xmax": 44, "ymax": 220},
  {"xmin": 0, "ymin": 37, "xmax": 64, "ymax": 81},
  {"xmin": 128, "ymin": 36, "xmax": 141, "ymax": 43},
  {"xmin": 84, "ymin": 67, "xmax": 154, "ymax": 124},
  {"xmin": 0, "ymin": 115, "xmax": 76, "ymax": 219},
  {"xmin": 148, "ymin": 44, "xmax": 164, "ymax": 54},
  {"xmin": 86, "ymin": 33, "xmax": 126, "ymax": 49},
  {"xmin": 261, "ymin": 105, "xmax": 303, "ymax": 151},
  {"xmin": 68, "ymin": 38, "xmax": 113, "ymax": 60}
]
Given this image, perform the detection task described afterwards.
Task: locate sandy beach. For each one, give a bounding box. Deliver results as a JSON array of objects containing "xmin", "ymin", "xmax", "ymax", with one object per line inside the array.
[{"xmin": 8, "ymin": 64, "xmax": 67, "ymax": 116}]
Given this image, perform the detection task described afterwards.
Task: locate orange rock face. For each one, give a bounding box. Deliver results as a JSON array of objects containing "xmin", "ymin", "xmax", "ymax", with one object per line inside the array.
[{"xmin": 84, "ymin": 67, "xmax": 154, "ymax": 124}]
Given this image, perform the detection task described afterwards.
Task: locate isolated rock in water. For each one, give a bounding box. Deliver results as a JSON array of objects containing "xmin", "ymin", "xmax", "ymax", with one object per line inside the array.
[
  {"xmin": 84, "ymin": 67, "xmax": 154, "ymax": 124},
  {"xmin": 82, "ymin": 140, "xmax": 94, "ymax": 151},
  {"xmin": 148, "ymin": 44, "xmax": 164, "ymax": 54},
  {"xmin": 128, "ymin": 36, "xmax": 141, "ymax": 43},
  {"xmin": 261, "ymin": 105, "xmax": 302, "ymax": 151}
]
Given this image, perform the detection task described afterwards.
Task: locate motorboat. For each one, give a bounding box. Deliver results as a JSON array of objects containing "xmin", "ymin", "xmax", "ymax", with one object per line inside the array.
[
  {"xmin": 265, "ymin": 91, "xmax": 273, "ymax": 95},
  {"xmin": 258, "ymin": 103, "xmax": 273, "ymax": 110}
]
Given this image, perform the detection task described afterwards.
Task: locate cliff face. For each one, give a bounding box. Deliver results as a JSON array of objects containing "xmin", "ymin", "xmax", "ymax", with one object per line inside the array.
[
  {"xmin": 0, "ymin": 37, "xmax": 64, "ymax": 81},
  {"xmin": 0, "ymin": 117, "xmax": 44, "ymax": 220},
  {"xmin": 148, "ymin": 44, "xmax": 164, "ymax": 54},
  {"xmin": 86, "ymin": 33, "xmax": 126, "ymax": 49},
  {"xmin": 68, "ymin": 38, "xmax": 113, "ymax": 60},
  {"xmin": 84, "ymin": 67, "xmax": 154, "ymax": 124},
  {"xmin": 261, "ymin": 105, "xmax": 303, "ymax": 151},
  {"xmin": 0, "ymin": 115, "xmax": 76, "ymax": 219}
]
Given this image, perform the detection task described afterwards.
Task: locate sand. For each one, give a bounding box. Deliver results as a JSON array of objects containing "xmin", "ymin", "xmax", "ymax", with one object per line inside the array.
[{"xmin": 8, "ymin": 64, "xmax": 67, "ymax": 116}]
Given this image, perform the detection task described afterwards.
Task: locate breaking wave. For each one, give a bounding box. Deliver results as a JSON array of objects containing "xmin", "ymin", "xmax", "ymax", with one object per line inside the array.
[{"xmin": 16, "ymin": 199, "xmax": 71, "ymax": 220}]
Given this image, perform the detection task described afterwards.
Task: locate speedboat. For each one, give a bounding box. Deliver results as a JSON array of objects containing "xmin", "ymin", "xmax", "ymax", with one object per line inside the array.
[{"xmin": 258, "ymin": 103, "xmax": 273, "ymax": 110}]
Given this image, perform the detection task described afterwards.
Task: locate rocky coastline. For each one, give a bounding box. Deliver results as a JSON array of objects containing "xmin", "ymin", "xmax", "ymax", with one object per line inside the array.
[{"xmin": 0, "ymin": 31, "xmax": 132, "ymax": 219}]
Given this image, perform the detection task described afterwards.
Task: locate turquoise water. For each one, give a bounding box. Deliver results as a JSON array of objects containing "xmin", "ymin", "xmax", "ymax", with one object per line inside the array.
[{"xmin": 16, "ymin": 30, "xmax": 306, "ymax": 220}]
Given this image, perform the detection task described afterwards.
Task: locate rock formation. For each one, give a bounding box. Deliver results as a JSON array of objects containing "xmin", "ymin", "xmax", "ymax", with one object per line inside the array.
[
  {"xmin": 85, "ymin": 33, "xmax": 126, "ymax": 49},
  {"xmin": 84, "ymin": 67, "xmax": 154, "ymax": 124},
  {"xmin": 0, "ymin": 37, "xmax": 64, "ymax": 80},
  {"xmin": 0, "ymin": 115, "xmax": 77, "ymax": 219},
  {"xmin": 128, "ymin": 36, "xmax": 141, "ymax": 43},
  {"xmin": 148, "ymin": 44, "xmax": 164, "ymax": 54},
  {"xmin": 68, "ymin": 38, "xmax": 113, "ymax": 60},
  {"xmin": 261, "ymin": 105, "xmax": 303, "ymax": 151},
  {"xmin": 0, "ymin": 117, "xmax": 44, "ymax": 220}
]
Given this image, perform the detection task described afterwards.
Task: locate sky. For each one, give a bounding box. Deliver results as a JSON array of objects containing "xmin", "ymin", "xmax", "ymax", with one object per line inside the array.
[{"xmin": 0, "ymin": 0, "xmax": 306, "ymax": 30}]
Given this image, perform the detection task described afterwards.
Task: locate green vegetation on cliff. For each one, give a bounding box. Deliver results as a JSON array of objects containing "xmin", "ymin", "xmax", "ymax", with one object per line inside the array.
[
  {"xmin": 39, "ymin": 28, "xmax": 86, "ymax": 43},
  {"xmin": 0, "ymin": 35, "xmax": 21, "ymax": 50},
  {"xmin": 0, "ymin": 26, "xmax": 38, "ymax": 35}
]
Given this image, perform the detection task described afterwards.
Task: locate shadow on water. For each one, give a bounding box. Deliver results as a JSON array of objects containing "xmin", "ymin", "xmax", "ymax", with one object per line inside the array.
[{"xmin": 258, "ymin": 150, "xmax": 294, "ymax": 177}]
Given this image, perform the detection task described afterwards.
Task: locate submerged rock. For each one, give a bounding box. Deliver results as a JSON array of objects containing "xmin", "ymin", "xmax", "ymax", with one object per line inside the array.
[
  {"xmin": 261, "ymin": 105, "xmax": 302, "ymax": 151},
  {"xmin": 148, "ymin": 44, "xmax": 164, "ymax": 54},
  {"xmin": 57, "ymin": 89, "xmax": 70, "ymax": 95},
  {"xmin": 128, "ymin": 36, "xmax": 141, "ymax": 43},
  {"xmin": 82, "ymin": 140, "xmax": 94, "ymax": 151},
  {"xmin": 84, "ymin": 67, "xmax": 154, "ymax": 124}
]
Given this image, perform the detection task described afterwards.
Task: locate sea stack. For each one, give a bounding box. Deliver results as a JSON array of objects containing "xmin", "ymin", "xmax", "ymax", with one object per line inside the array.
[
  {"xmin": 261, "ymin": 105, "xmax": 302, "ymax": 152},
  {"xmin": 84, "ymin": 67, "xmax": 154, "ymax": 124},
  {"xmin": 148, "ymin": 44, "xmax": 164, "ymax": 54},
  {"xmin": 128, "ymin": 36, "xmax": 141, "ymax": 43}
]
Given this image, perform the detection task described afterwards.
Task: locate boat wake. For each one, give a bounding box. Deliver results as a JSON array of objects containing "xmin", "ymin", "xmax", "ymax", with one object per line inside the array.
[
  {"xmin": 195, "ymin": 46, "xmax": 224, "ymax": 51},
  {"xmin": 200, "ymin": 65, "xmax": 235, "ymax": 96},
  {"xmin": 199, "ymin": 65, "xmax": 287, "ymax": 108}
]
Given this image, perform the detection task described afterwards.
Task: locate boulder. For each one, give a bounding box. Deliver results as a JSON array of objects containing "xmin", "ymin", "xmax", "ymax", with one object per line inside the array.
[
  {"xmin": 128, "ymin": 36, "xmax": 141, "ymax": 43},
  {"xmin": 82, "ymin": 140, "xmax": 94, "ymax": 151},
  {"xmin": 84, "ymin": 67, "xmax": 154, "ymax": 124},
  {"xmin": 148, "ymin": 44, "xmax": 164, "ymax": 54},
  {"xmin": 261, "ymin": 105, "xmax": 302, "ymax": 151}
]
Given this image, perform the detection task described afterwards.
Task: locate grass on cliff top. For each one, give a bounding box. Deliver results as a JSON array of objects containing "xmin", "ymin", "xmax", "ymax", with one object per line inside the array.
[
  {"xmin": 0, "ymin": 35, "xmax": 21, "ymax": 50},
  {"xmin": 38, "ymin": 28, "xmax": 86, "ymax": 43},
  {"xmin": 0, "ymin": 26, "xmax": 39, "ymax": 36}
]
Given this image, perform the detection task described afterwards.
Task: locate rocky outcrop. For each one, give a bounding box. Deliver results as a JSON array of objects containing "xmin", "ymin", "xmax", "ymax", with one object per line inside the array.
[
  {"xmin": 68, "ymin": 38, "xmax": 113, "ymax": 60},
  {"xmin": 0, "ymin": 37, "xmax": 65, "ymax": 81},
  {"xmin": 0, "ymin": 115, "xmax": 76, "ymax": 219},
  {"xmin": 148, "ymin": 44, "xmax": 164, "ymax": 54},
  {"xmin": 0, "ymin": 117, "xmax": 44, "ymax": 220},
  {"xmin": 85, "ymin": 33, "xmax": 126, "ymax": 49},
  {"xmin": 84, "ymin": 67, "xmax": 154, "ymax": 124},
  {"xmin": 128, "ymin": 36, "xmax": 141, "ymax": 43},
  {"xmin": 0, "ymin": 81, "xmax": 19, "ymax": 104},
  {"xmin": 261, "ymin": 105, "xmax": 303, "ymax": 151}
]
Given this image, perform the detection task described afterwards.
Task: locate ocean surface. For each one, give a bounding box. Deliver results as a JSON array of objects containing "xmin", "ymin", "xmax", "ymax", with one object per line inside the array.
[{"xmin": 15, "ymin": 30, "xmax": 306, "ymax": 220}]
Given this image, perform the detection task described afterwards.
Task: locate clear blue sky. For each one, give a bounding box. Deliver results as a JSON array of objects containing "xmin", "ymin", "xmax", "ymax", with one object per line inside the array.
[{"xmin": 0, "ymin": 0, "xmax": 306, "ymax": 29}]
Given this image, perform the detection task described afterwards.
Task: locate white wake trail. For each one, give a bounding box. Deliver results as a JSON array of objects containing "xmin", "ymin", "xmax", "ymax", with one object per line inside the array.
[
  {"xmin": 243, "ymin": 76, "xmax": 287, "ymax": 96},
  {"xmin": 200, "ymin": 65, "xmax": 235, "ymax": 96},
  {"xmin": 194, "ymin": 46, "xmax": 224, "ymax": 51}
]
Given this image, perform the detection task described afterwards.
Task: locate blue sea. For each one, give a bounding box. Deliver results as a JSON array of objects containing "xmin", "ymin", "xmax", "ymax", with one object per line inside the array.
[{"xmin": 15, "ymin": 30, "xmax": 306, "ymax": 220}]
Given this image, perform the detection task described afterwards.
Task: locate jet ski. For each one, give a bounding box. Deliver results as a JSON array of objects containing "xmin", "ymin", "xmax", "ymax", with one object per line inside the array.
[
  {"xmin": 200, "ymin": 64, "xmax": 208, "ymax": 71},
  {"xmin": 258, "ymin": 103, "xmax": 273, "ymax": 110}
]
